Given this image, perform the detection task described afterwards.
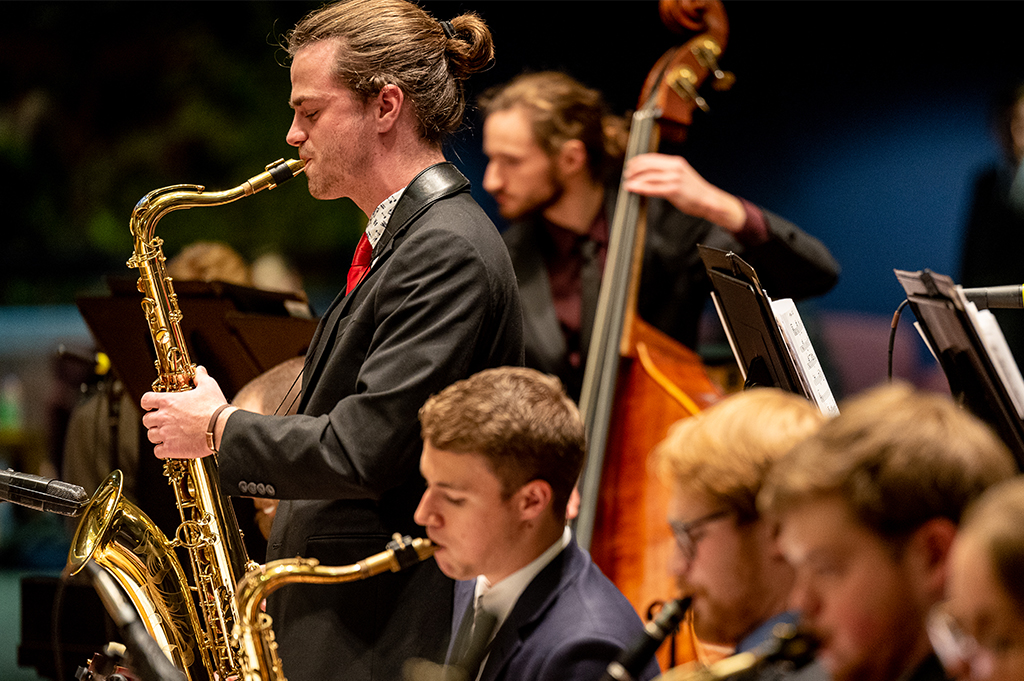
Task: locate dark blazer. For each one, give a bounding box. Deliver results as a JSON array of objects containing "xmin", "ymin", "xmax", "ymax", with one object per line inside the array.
[
  {"xmin": 219, "ymin": 163, "xmax": 525, "ymax": 681},
  {"xmin": 504, "ymin": 194, "xmax": 839, "ymax": 398},
  {"xmin": 449, "ymin": 541, "xmax": 661, "ymax": 681}
]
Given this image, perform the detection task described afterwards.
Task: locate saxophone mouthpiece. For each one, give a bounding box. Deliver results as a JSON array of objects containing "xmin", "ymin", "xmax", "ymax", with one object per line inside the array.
[{"xmin": 265, "ymin": 158, "xmax": 306, "ymax": 188}]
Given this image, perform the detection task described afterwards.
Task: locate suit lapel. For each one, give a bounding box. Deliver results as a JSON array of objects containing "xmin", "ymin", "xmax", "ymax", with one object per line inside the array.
[
  {"xmin": 298, "ymin": 163, "xmax": 471, "ymax": 406},
  {"xmin": 479, "ymin": 543, "xmax": 577, "ymax": 681}
]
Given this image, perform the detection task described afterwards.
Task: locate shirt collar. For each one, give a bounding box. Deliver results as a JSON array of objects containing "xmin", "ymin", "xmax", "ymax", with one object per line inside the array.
[
  {"xmin": 474, "ymin": 526, "xmax": 572, "ymax": 632},
  {"xmin": 364, "ymin": 187, "xmax": 405, "ymax": 249}
]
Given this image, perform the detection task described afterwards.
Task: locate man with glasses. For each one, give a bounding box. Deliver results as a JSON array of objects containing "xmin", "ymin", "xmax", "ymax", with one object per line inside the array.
[
  {"xmin": 933, "ymin": 475, "xmax": 1024, "ymax": 681},
  {"xmin": 650, "ymin": 388, "xmax": 828, "ymax": 671},
  {"xmin": 759, "ymin": 383, "xmax": 1017, "ymax": 681}
]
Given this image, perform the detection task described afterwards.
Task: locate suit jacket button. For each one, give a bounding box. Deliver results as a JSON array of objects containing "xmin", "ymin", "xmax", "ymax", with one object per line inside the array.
[
  {"xmin": 238, "ymin": 481, "xmax": 248, "ymax": 494},
  {"xmin": 246, "ymin": 482, "xmax": 258, "ymax": 495},
  {"xmin": 256, "ymin": 483, "xmax": 266, "ymax": 495},
  {"xmin": 266, "ymin": 485, "xmax": 276, "ymax": 497}
]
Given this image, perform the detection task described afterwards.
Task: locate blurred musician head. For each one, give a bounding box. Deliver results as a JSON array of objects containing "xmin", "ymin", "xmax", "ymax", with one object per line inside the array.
[
  {"xmin": 650, "ymin": 388, "xmax": 826, "ymax": 653},
  {"xmin": 760, "ymin": 382, "xmax": 1017, "ymax": 681},
  {"xmin": 936, "ymin": 475, "xmax": 1024, "ymax": 681},
  {"xmin": 414, "ymin": 366, "xmax": 585, "ymax": 583},
  {"xmin": 477, "ymin": 71, "xmax": 628, "ymax": 227}
]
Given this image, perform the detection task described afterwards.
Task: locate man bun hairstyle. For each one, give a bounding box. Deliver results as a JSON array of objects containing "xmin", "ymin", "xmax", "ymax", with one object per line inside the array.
[{"xmin": 286, "ymin": 0, "xmax": 494, "ymax": 145}]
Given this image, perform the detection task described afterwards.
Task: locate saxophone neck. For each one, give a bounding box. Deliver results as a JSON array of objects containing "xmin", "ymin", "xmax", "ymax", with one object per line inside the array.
[{"xmin": 129, "ymin": 158, "xmax": 305, "ymax": 241}]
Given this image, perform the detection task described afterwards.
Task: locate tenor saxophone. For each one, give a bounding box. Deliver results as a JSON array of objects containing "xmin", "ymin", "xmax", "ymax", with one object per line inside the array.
[
  {"xmin": 232, "ymin": 535, "xmax": 436, "ymax": 681},
  {"xmin": 77, "ymin": 158, "xmax": 305, "ymax": 681}
]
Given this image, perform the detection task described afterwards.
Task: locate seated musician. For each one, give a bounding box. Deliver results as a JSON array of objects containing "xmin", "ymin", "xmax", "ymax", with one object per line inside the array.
[
  {"xmin": 477, "ymin": 71, "xmax": 840, "ymax": 399},
  {"xmin": 650, "ymin": 387, "xmax": 828, "ymax": 678},
  {"xmin": 413, "ymin": 366, "xmax": 660, "ymax": 681},
  {"xmin": 936, "ymin": 475, "xmax": 1024, "ymax": 681},
  {"xmin": 759, "ymin": 382, "xmax": 1018, "ymax": 681}
]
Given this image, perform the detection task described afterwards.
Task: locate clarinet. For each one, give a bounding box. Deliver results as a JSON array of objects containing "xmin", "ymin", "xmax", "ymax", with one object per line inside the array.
[{"xmin": 600, "ymin": 597, "xmax": 692, "ymax": 681}]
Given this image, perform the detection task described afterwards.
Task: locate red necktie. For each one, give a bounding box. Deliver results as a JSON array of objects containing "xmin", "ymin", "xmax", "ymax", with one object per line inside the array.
[{"xmin": 346, "ymin": 233, "xmax": 372, "ymax": 295}]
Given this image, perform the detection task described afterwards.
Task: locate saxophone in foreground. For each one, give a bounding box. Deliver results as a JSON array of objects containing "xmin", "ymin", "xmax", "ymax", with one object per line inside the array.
[
  {"xmin": 69, "ymin": 159, "xmax": 305, "ymax": 681},
  {"xmin": 233, "ymin": 534, "xmax": 436, "ymax": 681}
]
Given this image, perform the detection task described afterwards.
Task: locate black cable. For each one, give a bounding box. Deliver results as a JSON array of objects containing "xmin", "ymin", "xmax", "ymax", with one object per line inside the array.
[{"xmin": 888, "ymin": 299, "xmax": 910, "ymax": 381}]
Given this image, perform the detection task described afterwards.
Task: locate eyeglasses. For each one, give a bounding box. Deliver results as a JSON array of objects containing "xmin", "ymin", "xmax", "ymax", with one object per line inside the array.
[
  {"xmin": 927, "ymin": 606, "xmax": 995, "ymax": 680},
  {"xmin": 669, "ymin": 509, "xmax": 732, "ymax": 560}
]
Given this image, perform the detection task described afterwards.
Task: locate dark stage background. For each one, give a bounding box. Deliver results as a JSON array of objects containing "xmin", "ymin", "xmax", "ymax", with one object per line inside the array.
[
  {"xmin": 3, "ymin": 1, "xmax": 1022, "ymax": 316},
  {"xmin": 2, "ymin": 3, "xmax": 1024, "ymax": 679}
]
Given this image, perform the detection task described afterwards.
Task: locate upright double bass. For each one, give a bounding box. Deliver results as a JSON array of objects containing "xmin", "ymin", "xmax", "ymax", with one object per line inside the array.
[{"xmin": 574, "ymin": 0, "xmax": 734, "ymax": 668}]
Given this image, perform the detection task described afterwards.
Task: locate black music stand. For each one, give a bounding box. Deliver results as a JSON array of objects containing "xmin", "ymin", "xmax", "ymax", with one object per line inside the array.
[
  {"xmin": 894, "ymin": 268, "xmax": 1024, "ymax": 469},
  {"xmin": 76, "ymin": 276, "xmax": 319, "ymax": 405},
  {"xmin": 699, "ymin": 245, "xmax": 838, "ymax": 415},
  {"xmin": 699, "ymin": 245, "xmax": 803, "ymax": 391}
]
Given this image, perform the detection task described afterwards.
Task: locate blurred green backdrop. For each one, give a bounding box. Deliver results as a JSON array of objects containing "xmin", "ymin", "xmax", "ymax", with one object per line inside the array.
[{"xmin": 1, "ymin": 1, "xmax": 364, "ymax": 309}]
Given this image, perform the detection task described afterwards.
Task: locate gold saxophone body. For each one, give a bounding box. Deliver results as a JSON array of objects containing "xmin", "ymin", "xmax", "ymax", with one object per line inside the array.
[
  {"xmin": 69, "ymin": 159, "xmax": 305, "ymax": 681},
  {"xmin": 233, "ymin": 535, "xmax": 436, "ymax": 681}
]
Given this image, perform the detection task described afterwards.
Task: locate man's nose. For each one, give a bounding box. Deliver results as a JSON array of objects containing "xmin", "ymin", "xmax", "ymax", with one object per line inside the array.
[
  {"xmin": 482, "ymin": 162, "xmax": 501, "ymax": 194},
  {"xmin": 413, "ymin": 492, "xmax": 434, "ymax": 527},
  {"xmin": 668, "ymin": 541, "xmax": 693, "ymax": 578},
  {"xmin": 286, "ymin": 116, "xmax": 306, "ymax": 147},
  {"xmin": 787, "ymin": 574, "xmax": 820, "ymax": 620}
]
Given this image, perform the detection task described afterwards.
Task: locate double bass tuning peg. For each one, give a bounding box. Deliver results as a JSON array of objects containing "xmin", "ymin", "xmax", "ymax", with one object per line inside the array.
[
  {"xmin": 667, "ymin": 66, "xmax": 710, "ymax": 113},
  {"xmin": 692, "ymin": 38, "xmax": 736, "ymax": 92}
]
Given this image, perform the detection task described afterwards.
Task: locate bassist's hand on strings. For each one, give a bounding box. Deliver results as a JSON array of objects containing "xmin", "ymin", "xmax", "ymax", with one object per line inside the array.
[
  {"xmin": 141, "ymin": 365, "xmax": 235, "ymax": 459},
  {"xmin": 623, "ymin": 152, "xmax": 746, "ymax": 232}
]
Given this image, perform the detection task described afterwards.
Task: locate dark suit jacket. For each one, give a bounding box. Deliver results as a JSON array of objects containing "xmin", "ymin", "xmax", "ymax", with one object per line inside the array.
[
  {"xmin": 504, "ymin": 194, "xmax": 839, "ymax": 398},
  {"xmin": 219, "ymin": 163, "xmax": 525, "ymax": 681},
  {"xmin": 449, "ymin": 541, "xmax": 661, "ymax": 681}
]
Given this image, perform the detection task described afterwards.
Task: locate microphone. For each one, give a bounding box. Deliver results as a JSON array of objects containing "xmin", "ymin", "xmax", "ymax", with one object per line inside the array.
[
  {"xmin": 601, "ymin": 597, "xmax": 692, "ymax": 681},
  {"xmin": 0, "ymin": 468, "xmax": 90, "ymax": 516},
  {"xmin": 961, "ymin": 284, "xmax": 1024, "ymax": 310},
  {"xmin": 83, "ymin": 562, "xmax": 188, "ymax": 681}
]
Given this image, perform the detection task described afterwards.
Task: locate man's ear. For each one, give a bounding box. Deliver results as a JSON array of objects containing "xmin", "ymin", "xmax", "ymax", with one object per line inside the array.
[
  {"xmin": 556, "ymin": 139, "xmax": 588, "ymax": 177},
  {"xmin": 905, "ymin": 517, "xmax": 958, "ymax": 605},
  {"xmin": 376, "ymin": 84, "xmax": 404, "ymax": 133},
  {"xmin": 517, "ymin": 480, "xmax": 553, "ymax": 521}
]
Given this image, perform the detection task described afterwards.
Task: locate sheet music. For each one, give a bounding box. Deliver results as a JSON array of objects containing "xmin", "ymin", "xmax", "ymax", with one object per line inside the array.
[
  {"xmin": 960, "ymin": 298, "xmax": 1024, "ymax": 419},
  {"xmin": 769, "ymin": 298, "xmax": 840, "ymax": 417}
]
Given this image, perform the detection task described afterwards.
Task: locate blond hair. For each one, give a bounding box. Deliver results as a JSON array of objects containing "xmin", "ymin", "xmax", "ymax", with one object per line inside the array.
[
  {"xmin": 958, "ymin": 475, "xmax": 1024, "ymax": 610},
  {"xmin": 651, "ymin": 388, "xmax": 826, "ymax": 522},
  {"xmin": 760, "ymin": 382, "xmax": 1017, "ymax": 541},
  {"xmin": 166, "ymin": 241, "xmax": 251, "ymax": 286}
]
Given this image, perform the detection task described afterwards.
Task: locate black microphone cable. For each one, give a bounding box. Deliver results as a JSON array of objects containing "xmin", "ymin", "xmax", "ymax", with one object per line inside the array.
[
  {"xmin": 888, "ymin": 299, "xmax": 910, "ymax": 382},
  {"xmin": 83, "ymin": 562, "xmax": 188, "ymax": 681}
]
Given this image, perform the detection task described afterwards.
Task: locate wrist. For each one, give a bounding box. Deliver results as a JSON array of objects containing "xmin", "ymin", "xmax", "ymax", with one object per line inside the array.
[
  {"xmin": 706, "ymin": 190, "xmax": 747, "ymax": 233},
  {"xmin": 205, "ymin": 404, "xmax": 237, "ymax": 454}
]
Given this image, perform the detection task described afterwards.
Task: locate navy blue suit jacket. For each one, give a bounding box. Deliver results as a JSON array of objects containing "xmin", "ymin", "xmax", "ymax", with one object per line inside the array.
[{"xmin": 450, "ymin": 540, "xmax": 661, "ymax": 681}]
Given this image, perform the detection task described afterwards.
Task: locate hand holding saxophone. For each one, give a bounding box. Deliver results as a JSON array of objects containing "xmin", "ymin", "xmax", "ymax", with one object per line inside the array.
[{"xmin": 142, "ymin": 365, "xmax": 232, "ymax": 459}]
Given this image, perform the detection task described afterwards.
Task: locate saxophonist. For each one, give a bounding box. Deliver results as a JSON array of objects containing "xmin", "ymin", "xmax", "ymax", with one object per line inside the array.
[
  {"xmin": 648, "ymin": 388, "xmax": 829, "ymax": 680},
  {"xmin": 139, "ymin": 3, "xmax": 524, "ymax": 681}
]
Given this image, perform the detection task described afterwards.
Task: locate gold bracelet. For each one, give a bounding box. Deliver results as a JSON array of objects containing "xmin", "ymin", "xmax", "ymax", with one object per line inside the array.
[{"xmin": 205, "ymin": 403, "xmax": 232, "ymax": 454}]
